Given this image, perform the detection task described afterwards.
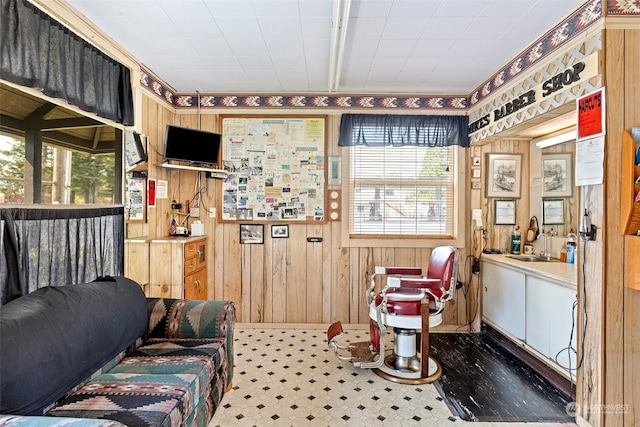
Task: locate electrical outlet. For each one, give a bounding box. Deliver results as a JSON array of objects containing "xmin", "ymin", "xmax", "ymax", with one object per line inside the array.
[
  {"xmin": 190, "ymin": 207, "xmax": 199, "ymax": 218},
  {"xmin": 209, "ymin": 208, "xmax": 216, "ymax": 218}
]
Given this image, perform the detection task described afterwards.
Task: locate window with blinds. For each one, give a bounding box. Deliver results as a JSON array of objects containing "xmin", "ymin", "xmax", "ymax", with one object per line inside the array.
[{"xmin": 349, "ymin": 144, "xmax": 456, "ymax": 238}]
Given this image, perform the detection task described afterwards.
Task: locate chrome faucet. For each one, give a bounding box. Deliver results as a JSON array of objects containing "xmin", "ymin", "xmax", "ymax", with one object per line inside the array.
[{"xmin": 537, "ymin": 233, "xmax": 550, "ymax": 260}]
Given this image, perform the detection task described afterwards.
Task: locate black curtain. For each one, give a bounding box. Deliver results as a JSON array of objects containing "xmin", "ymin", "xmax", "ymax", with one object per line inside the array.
[
  {"xmin": 0, "ymin": 206, "xmax": 125, "ymax": 305},
  {"xmin": 338, "ymin": 114, "xmax": 469, "ymax": 147},
  {"xmin": 0, "ymin": 0, "xmax": 134, "ymax": 125}
]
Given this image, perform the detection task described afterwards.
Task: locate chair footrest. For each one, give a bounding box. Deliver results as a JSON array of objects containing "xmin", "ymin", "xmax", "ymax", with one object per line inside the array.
[{"xmin": 347, "ymin": 341, "xmax": 376, "ymax": 363}]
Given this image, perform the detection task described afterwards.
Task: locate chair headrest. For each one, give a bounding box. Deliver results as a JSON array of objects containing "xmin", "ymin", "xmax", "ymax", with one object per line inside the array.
[{"xmin": 426, "ymin": 246, "xmax": 457, "ymax": 290}]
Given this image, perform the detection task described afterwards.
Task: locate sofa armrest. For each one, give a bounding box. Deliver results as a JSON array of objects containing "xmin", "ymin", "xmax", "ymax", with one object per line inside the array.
[{"xmin": 146, "ymin": 298, "xmax": 236, "ymax": 387}]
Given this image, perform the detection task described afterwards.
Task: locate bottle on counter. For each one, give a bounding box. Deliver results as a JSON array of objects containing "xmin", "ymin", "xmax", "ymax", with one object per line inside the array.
[
  {"xmin": 510, "ymin": 226, "xmax": 521, "ymax": 254},
  {"xmin": 566, "ymin": 233, "xmax": 577, "ymax": 264}
]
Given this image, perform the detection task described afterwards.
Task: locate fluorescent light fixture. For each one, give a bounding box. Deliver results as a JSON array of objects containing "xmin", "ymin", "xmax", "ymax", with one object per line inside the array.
[
  {"xmin": 328, "ymin": 0, "xmax": 351, "ymax": 92},
  {"xmin": 533, "ymin": 130, "xmax": 576, "ymax": 148}
]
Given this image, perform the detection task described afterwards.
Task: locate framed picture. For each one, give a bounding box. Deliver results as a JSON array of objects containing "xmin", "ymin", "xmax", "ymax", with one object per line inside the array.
[
  {"xmin": 486, "ymin": 153, "xmax": 522, "ymax": 198},
  {"xmin": 240, "ymin": 224, "xmax": 264, "ymax": 244},
  {"xmin": 494, "ymin": 199, "xmax": 517, "ymax": 225},
  {"xmin": 542, "ymin": 153, "xmax": 573, "ymax": 197},
  {"xmin": 471, "ymin": 181, "xmax": 482, "ymax": 189},
  {"xmin": 542, "ymin": 199, "xmax": 565, "ymax": 225},
  {"xmin": 473, "ymin": 156, "xmax": 481, "ymax": 166},
  {"xmin": 271, "ymin": 224, "xmax": 289, "ymax": 238},
  {"xmin": 472, "ymin": 168, "xmax": 481, "ymax": 178}
]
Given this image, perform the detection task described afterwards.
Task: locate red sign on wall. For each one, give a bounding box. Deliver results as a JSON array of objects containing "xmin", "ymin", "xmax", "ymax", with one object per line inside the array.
[{"xmin": 576, "ymin": 88, "xmax": 605, "ymax": 140}]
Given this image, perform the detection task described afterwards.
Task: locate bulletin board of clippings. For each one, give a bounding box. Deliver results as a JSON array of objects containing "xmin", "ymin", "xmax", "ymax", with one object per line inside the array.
[{"xmin": 219, "ymin": 115, "xmax": 327, "ymax": 223}]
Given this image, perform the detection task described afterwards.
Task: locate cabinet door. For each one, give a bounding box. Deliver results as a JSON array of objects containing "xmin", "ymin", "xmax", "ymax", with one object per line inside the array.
[
  {"xmin": 184, "ymin": 269, "xmax": 207, "ymax": 300},
  {"xmin": 526, "ymin": 276, "xmax": 550, "ymax": 357},
  {"xmin": 548, "ymin": 284, "xmax": 577, "ymax": 370},
  {"xmin": 124, "ymin": 241, "xmax": 149, "ymax": 287},
  {"xmin": 482, "ymin": 262, "xmax": 526, "ymax": 339}
]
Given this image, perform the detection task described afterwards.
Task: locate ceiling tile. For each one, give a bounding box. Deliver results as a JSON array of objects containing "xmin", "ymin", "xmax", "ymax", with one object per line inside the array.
[{"xmin": 66, "ymin": 0, "xmax": 589, "ymax": 94}]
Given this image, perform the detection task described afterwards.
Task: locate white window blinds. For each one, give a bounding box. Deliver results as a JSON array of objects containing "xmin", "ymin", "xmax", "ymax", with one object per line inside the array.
[{"xmin": 349, "ymin": 144, "xmax": 455, "ymax": 237}]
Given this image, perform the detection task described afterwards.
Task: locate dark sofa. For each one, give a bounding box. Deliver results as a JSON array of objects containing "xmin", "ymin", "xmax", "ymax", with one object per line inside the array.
[{"xmin": 0, "ymin": 276, "xmax": 235, "ymax": 426}]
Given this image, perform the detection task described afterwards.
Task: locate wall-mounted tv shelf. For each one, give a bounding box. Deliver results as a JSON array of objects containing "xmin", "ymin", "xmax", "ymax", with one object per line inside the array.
[{"xmin": 161, "ymin": 162, "xmax": 227, "ymax": 177}]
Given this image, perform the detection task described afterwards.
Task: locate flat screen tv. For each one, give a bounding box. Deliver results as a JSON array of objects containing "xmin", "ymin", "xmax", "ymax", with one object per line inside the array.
[{"xmin": 163, "ymin": 125, "xmax": 221, "ymax": 167}]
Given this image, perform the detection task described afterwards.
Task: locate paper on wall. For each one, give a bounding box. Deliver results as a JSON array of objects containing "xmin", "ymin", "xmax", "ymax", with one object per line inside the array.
[{"xmin": 575, "ymin": 135, "xmax": 604, "ymax": 186}]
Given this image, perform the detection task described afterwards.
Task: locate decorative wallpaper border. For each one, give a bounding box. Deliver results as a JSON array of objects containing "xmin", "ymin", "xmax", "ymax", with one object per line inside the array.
[
  {"xmin": 607, "ymin": 0, "xmax": 640, "ymax": 15},
  {"xmin": 139, "ymin": 0, "xmax": 604, "ymax": 112},
  {"xmin": 468, "ymin": 0, "xmax": 602, "ymax": 107},
  {"xmin": 139, "ymin": 72, "xmax": 469, "ymax": 111}
]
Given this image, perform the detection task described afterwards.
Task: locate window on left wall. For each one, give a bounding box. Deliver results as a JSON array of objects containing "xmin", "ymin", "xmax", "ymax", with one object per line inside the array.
[
  {"xmin": 0, "ymin": 82, "xmax": 121, "ymax": 205},
  {"xmin": 0, "ymin": 133, "xmax": 116, "ymax": 205}
]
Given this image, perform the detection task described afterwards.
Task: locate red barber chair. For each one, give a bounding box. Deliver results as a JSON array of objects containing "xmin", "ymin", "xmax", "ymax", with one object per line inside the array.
[{"xmin": 327, "ymin": 246, "xmax": 458, "ymax": 384}]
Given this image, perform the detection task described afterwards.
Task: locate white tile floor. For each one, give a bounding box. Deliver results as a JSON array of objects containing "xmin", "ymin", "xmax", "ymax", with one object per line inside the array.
[{"xmin": 209, "ymin": 327, "xmax": 578, "ymax": 427}]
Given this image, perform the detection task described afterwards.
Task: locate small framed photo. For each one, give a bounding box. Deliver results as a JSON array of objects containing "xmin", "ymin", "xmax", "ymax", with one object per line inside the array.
[
  {"xmin": 472, "ymin": 168, "xmax": 481, "ymax": 178},
  {"xmin": 271, "ymin": 224, "xmax": 289, "ymax": 238},
  {"xmin": 494, "ymin": 199, "xmax": 517, "ymax": 225},
  {"xmin": 240, "ymin": 224, "xmax": 264, "ymax": 244},
  {"xmin": 542, "ymin": 153, "xmax": 572, "ymax": 198},
  {"xmin": 486, "ymin": 153, "xmax": 522, "ymax": 198},
  {"xmin": 542, "ymin": 199, "xmax": 565, "ymax": 225},
  {"xmin": 473, "ymin": 157, "xmax": 481, "ymax": 166},
  {"xmin": 471, "ymin": 181, "xmax": 482, "ymax": 189}
]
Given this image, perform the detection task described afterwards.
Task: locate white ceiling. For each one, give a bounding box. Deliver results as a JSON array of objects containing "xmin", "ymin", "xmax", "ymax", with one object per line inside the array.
[{"xmin": 65, "ymin": 0, "xmax": 585, "ymax": 95}]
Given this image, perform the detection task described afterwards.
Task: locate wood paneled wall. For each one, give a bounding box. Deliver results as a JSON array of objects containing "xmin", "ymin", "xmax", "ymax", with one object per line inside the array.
[
  {"xmin": 597, "ymin": 27, "xmax": 640, "ymax": 427},
  {"xmin": 132, "ymin": 99, "xmax": 475, "ymax": 328}
]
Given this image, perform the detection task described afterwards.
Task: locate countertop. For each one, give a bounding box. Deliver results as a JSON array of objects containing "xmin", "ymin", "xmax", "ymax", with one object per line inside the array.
[{"xmin": 481, "ymin": 253, "xmax": 577, "ymax": 288}]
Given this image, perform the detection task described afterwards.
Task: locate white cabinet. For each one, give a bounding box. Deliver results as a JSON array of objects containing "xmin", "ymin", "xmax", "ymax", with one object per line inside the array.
[
  {"xmin": 547, "ymin": 284, "xmax": 577, "ymax": 370},
  {"xmin": 525, "ymin": 276, "xmax": 577, "ymax": 370},
  {"xmin": 483, "ymin": 257, "xmax": 577, "ymax": 377},
  {"xmin": 525, "ymin": 276, "xmax": 549, "ymax": 355},
  {"xmin": 482, "ymin": 262, "xmax": 526, "ymax": 340}
]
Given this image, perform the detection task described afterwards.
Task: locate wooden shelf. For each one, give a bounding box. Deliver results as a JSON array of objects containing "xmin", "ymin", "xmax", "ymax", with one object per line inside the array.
[{"xmin": 621, "ymin": 130, "xmax": 640, "ymax": 235}]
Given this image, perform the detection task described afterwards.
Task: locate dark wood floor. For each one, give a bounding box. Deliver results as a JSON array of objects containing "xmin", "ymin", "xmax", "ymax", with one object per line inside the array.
[{"xmin": 430, "ymin": 331, "xmax": 575, "ymax": 423}]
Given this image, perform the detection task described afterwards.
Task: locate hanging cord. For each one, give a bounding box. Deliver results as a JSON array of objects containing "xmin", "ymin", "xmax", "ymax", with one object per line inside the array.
[{"xmin": 552, "ymin": 238, "xmax": 589, "ymax": 395}]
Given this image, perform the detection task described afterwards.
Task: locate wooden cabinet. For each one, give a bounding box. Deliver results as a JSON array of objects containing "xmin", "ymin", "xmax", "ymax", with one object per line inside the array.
[
  {"xmin": 621, "ymin": 130, "xmax": 640, "ymax": 235},
  {"xmin": 124, "ymin": 238, "xmax": 150, "ymax": 293},
  {"xmin": 148, "ymin": 237, "xmax": 207, "ymax": 299}
]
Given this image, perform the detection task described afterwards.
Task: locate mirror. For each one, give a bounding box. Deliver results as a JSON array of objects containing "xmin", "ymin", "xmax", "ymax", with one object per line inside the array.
[{"xmin": 533, "ymin": 142, "xmax": 578, "ymax": 236}]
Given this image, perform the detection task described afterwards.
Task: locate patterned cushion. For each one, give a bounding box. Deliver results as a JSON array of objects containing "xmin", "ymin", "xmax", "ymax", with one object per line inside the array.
[
  {"xmin": 0, "ymin": 415, "xmax": 127, "ymax": 427},
  {"xmin": 146, "ymin": 299, "xmax": 235, "ymax": 387},
  {"xmin": 47, "ymin": 373, "xmax": 197, "ymax": 427},
  {"xmin": 47, "ymin": 339, "xmax": 227, "ymax": 427}
]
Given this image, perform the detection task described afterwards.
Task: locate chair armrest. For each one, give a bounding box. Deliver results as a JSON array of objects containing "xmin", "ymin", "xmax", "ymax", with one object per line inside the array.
[{"xmin": 398, "ymin": 277, "xmax": 443, "ymax": 290}]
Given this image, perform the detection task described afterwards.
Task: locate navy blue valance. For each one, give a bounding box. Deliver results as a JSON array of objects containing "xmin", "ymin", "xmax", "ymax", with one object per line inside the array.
[{"xmin": 338, "ymin": 114, "xmax": 469, "ymax": 148}]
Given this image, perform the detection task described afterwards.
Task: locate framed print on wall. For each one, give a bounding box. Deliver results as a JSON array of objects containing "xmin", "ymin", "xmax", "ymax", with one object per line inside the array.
[
  {"xmin": 542, "ymin": 199, "xmax": 565, "ymax": 225},
  {"xmin": 494, "ymin": 199, "xmax": 517, "ymax": 225},
  {"xmin": 271, "ymin": 224, "xmax": 289, "ymax": 238},
  {"xmin": 240, "ymin": 224, "xmax": 264, "ymax": 244},
  {"xmin": 486, "ymin": 153, "xmax": 522, "ymax": 198},
  {"xmin": 542, "ymin": 153, "xmax": 573, "ymax": 197}
]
